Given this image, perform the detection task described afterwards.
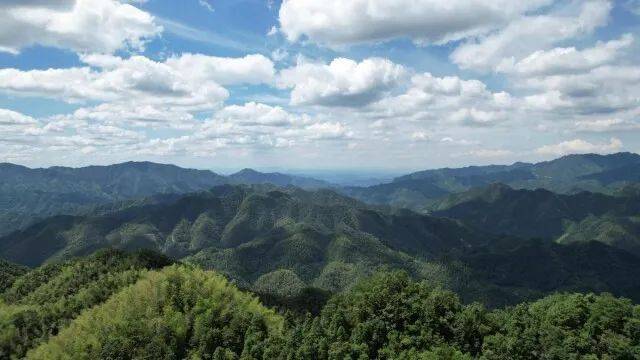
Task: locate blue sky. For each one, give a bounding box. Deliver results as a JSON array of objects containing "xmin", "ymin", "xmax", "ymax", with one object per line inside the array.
[{"xmin": 0, "ymin": 0, "xmax": 639, "ymax": 172}]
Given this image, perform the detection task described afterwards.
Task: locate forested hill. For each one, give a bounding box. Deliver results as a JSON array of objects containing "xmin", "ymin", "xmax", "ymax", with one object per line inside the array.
[
  {"xmin": 0, "ymin": 161, "xmax": 227, "ymax": 236},
  {"xmin": 0, "ymin": 185, "xmax": 485, "ymax": 292},
  {"xmin": 1, "ymin": 253, "xmax": 638, "ymax": 359},
  {"xmin": 3, "ymin": 152, "xmax": 640, "ymax": 236},
  {"xmin": 432, "ymin": 183, "xmax": 640, "ymax": 254},
  {"xmin": 3, "ymin": 184, "xmax": 640, "ymax": 308},
  {"xmin": 0, "ymin": 162, "xmax": 329, "ymax": 236},
  {"xmin": 229, "ymin": 168, "xmax": 331, "ymax": 188},
  {"xmin": 342, "ymin": 152, "xmax": 640, "ymax": 211}
]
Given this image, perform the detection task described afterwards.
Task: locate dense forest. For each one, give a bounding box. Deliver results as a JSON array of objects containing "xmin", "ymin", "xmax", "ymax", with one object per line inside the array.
[
  {"xmin": 1, "ymin": 251, "xmax": 638, "ymax": 359},
  {"xmin": 2, "ymin": 153, "xmax": 640, "ymax": 358}
]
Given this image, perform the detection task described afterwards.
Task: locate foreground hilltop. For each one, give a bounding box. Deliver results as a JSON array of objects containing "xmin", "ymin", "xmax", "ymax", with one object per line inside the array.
[{"xmin": 1, "ymin": 250, "xmax": 638, "ymax": 359}]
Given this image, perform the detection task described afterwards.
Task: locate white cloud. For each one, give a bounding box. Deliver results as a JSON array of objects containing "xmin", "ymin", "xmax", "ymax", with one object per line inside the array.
[
  {"xmin": 411, "ymin": 131, "xmax": 432, "ymax": 141},
  {"xmin": 574, "ymin": 118, "xmax": 640, "ymax": 132},
  {"xmin": 67, "ymin": 103, "xmax": 197, "ymax": 130},
  {"xmin": 449, "ymin": 108, "xmax": 507, "ymax": 127},
  {"xmin": 0, "ymin": 108, "xmax": 38, "ymax": 126},
  {"xmin": 0, "ymin": 109, "xmax": 40, "ymax": 139},
  {"xmin": 463, "ymin": 148, "xmax": 513, "ymax": 158},
  {"xmin": 215, "ymin": 102, "xmax": 300, "ymax": 127},
  {"xmin": 165, "ymin": 53, "xmax": 275, "ymax": 86},
  {"xmin": 440, "ymin": 137, "xmax": 479, "ymax": 146},
  {"xmin": 277, "ymin": 57, "xmax": 407, "ymax": 107},
  {"xmin": 137, "ymin": 102, "xmax": 354, "ymax": 156},
  {"xmin": 522, "ymin": 65, "xmax": 640, "ymax": 114},
  {"xmin": 451, "ymin": 0, "xmax": 612, "ymax": 72},
  {"xmin": 198, "ymin": 0, "xmax": 214, "ymax": 12},
  {"xmin": 0, "ymin": 53, "xmax": 277, "ymax": 129},
  {"xmin": 278, "ymin": 0, "xmax": 551, "ymax": 47},
  {"xmin": 366, "ymin": 72, "xmax": 513, "ymax": 126},
  {"xmin": 503, "ymin": 34, "xmax": 633, "ymax": 76},
  {"xmin": 271, "ymin": 48, "xmax": 289, "ymax": 62},
  {"xmin": 535, "ymin": 137, "xmax": 623, "ymax": 156},
  {"xmin": 0, "ymin": 0, "xmax": 161, "ymax": 54}
]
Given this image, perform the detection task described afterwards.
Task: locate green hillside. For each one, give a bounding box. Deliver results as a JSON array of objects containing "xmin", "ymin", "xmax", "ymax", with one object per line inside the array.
[
  {"xmin": 0, "ymin": 185, "xmax": 486, "ymax": 297},
  {"xmin": 3, "ymin": 184, "xmax": 640, "ymax": 307},
  {"xmin": 0, "ymin": 259, "xmax": 27, "ymax": 293},
  {"xmin": 558, "ymin": 215, "xmax": 640, "ymax": 255},
  {"xmin": 433, "ymin": 183, "xmax": 640, "ymax": 240},
  {"xmin": 229, "ymin": 168, "xmax": 331, "ymax": 189},
  {"xmin": 2, "ymin": 257, "xmax": 637, "ymax": 359},
  {"xmin": 27, "ymin": 265, "xmax": 283, "ymax": 360},
  {"xmin": 430, "ymin": 183, "xmax": 640, "ymax": 259},
  {"xmin": 0, "ymin": 162, "xmax": 229, "ymax": 236},
  {"xmin": 344, "ymin": 152, "xmax": 640, "ymax": 211},
  {"xmin": 0, "ymin": 249, "xmax": 172, "ymax": 359}
]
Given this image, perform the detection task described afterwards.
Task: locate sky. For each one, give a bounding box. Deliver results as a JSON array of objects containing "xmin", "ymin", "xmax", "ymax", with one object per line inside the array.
[{"xmin": 0, "ymin": 0, "xmax": 639, "ymax": 172}]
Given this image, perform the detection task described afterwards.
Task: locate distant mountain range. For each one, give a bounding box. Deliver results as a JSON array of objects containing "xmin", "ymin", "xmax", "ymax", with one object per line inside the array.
[
  {"xmin": 3, "ymin": 152, "xmax": 639, "ymax": 236},
  {"xmin": 228, "ymin": 168, "xmax": 331, "ymax": 188},
  {"xmin": 0, "ymin": 162, "xmax": 331, "ymax": 236},
  {"xmin": 3, "ymin": 152, "xmax": 640, "ymax": 306},
  {"xmin": 5, "ymin": 152, "xmax": 639, "ymax": 236},
  {"xmin": 432, "ymin": 183, "xmax": 640, "ymax": 254},
  {"xmin": 342, "ymin": 152, "xmax": 640, "ymax": 211}
]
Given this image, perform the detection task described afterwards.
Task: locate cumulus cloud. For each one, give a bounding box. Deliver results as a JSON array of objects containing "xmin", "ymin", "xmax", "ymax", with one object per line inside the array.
[
  {"xmin": 278, "ymin": 0, "xmax": 551, "ymax": 46},
  {"xmin": 165, "ymin": 53, "xmax": 275, "ymax": 86},
  {"xmin": 500, "ymin": 33, "xmax": 640, "ymax": 127},
  {"xmin": 502, "ymin": 34, "xmax": 633, "ymax": 76},
  {"xmin": 0, "ymin": 103, "xmax": 354, "ymax": 162},
  {"xmin": 522, "ymin": 65, "xmax": 640, "ymax": 114},
  {"xmin": 0, "ymin": 0, "xmax": 161, "ymax": 54},
  {"xmin": 277, "ymin": 57, "xmax": 407, "ymax": 107},
  {"xmin": 366, "ymin": 72, "xmax": 513, "ymax": 127},
  {"xmin": 0, "ymin": 107, "xmax": 147, "ymax": 159},
  {"xmin": 0, "ymin": 108, "xmax": 38, "ymax": 127},
  {"xmin": 451, "ymin": 0, "xmax": 612, "ymax": 72},
  {"xmin": 0, "ymin": 53, "xmax": 277, "ymax": 128},
  {"xmin": 0, "ymin": 55, "xmax": 229, "ymax": 112},
  {"xmin": 535, "ymin": 137, "xmax": 623, "ymax": 156},
  {"xmin": 137, "ymin": 102, "xmax": 354, "ymax": 156}
]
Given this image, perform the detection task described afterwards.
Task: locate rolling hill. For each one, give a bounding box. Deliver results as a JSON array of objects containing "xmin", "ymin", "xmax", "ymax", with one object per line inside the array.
[
  {"xmin": 431, "ymin": 183, "xmax": 640, "ymax": 256},
  {"xmin": 228, "ymin": 168, "xmax": 331, "ymax": 189},
  {"xmin": 3, "ymin": 184, "xmax": 640, "ymax": 307},
  {"xmin": 343, "ymin": 152, "xmax": 640, "ymax": 211},
  {"xmin": 0, "ymin": 162, "xmax": 333, "ymax": 237},
  {"xmin": 2, "ymin": 254, "xmax": 638, "ymax": 359}
]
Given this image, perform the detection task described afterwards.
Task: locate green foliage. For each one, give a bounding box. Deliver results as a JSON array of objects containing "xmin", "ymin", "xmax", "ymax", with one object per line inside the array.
[
  {"xmin": 1, "ymin": 253, "xmax": 640, "ymax": 359},
  {"xmin": 5, "ymin": 183, "xmax": 640, "ymax": 308},
  {"xmin": 0, "ymin": 260, "xmax": 27, "ymax": 293},
  {"xmin": 27, "ymin": 265, "xmax": 282, "ymax": 359},
  {"xmin": 253, "ymin": 269, "xmax": 306, "ymax": 298},
  {"xmin": 559, "ymin": 215, "xmax": 640, "ymax": 255},
  {"xmin": 267, "ymin": 271, "xmax": 640, "ymax": 359},
  {"xmin": 433, "ymin": 183, "xmax": 640, "ymax": 242},
  {"xmin": 265, "ymin": 271, "xmax": 490, "ymax": 359},
  {"xmin": 482, "ymin": 293, "xmax": 640, "ymax": 359},
  {"xmin": 344, "ymin": 152, "xmax": 640, "ymax": 212},
  {"xmin": 0, "ymin": 249, "xmax": 172, "ymax": 359},
  {"xmin": 0, "ymin": 162, "xmax": 229, "ymax": 236}
]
